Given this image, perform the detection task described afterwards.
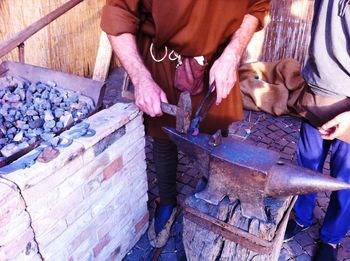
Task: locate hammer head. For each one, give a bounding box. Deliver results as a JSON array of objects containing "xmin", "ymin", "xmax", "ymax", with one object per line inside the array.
[{"xmin": 176, "ymin": 91, "xmax": 192, "ymax": 133}]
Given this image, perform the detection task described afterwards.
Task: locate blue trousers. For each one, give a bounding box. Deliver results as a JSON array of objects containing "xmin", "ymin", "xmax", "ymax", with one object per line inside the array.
[{"xmin": 294, "ymin": 121, "xmax": 350, "ymax": 244}]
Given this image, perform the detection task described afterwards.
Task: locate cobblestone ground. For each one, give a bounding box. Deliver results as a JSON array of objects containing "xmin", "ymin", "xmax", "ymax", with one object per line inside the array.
[{"xmin": 104, "ymin": 70, "xmax": 350, "ymax": 261}]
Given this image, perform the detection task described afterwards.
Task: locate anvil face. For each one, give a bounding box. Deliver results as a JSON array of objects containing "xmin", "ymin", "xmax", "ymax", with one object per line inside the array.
[{"xmin": 163, "ymin": 127, "xmax": 279, "ymax": 173}]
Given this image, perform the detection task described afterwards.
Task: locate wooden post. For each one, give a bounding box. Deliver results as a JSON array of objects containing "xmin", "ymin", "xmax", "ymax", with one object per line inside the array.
[
  {"xmin": 183, "ymin": 195, "xmax": 295, "ymax": 261},
  {"xmin": 92, "ymin": 31, "xmax": 113, "ymax": 81},
  {"xmin": 18, "ymin": 43, "xmax": 25, "ymax": 63}
]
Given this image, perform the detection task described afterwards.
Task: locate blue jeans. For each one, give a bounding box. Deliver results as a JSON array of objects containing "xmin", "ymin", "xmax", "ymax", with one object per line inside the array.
[{"xmin": 294, "ymin": 121, "xmax": 350, "ymax": 244}]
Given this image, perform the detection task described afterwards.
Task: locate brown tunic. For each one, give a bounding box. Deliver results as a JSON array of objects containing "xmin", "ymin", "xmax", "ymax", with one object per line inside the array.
[{"xmin": 101, "ymin": 0, "xmax": 270, "ymax": 139}]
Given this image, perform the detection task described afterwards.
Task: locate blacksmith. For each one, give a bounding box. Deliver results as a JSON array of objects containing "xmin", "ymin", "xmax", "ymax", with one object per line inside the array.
[{"xmin": 101, "ymin": 0, "xmax": 270, "ymax": 247}]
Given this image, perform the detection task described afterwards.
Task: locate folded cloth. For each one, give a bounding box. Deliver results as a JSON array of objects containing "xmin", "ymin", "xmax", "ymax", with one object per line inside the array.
[
  {"xmin": 238, "ymin": 58, "xmax": 350, "ymax": 143},
  {"xmin": 238, "ymin": 59, "xmax": 305, "ymax": 116}
]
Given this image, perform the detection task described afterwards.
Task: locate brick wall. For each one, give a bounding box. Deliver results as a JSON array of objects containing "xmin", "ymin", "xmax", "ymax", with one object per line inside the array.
[{"xmin": 0, "ymin": 103, "xmax": 149, "ymax": 261}]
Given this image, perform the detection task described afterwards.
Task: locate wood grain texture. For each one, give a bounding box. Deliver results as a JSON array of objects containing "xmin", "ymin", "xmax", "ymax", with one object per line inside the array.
[
  {"xmin": 183, "ymin": 195, "xmax": 294, "ymax": 261},
  {"xmin": 244, "ymin": 0, "xmax": 314, "ymax": 65},
  {"xmin": 0, "ymin": 0, "xmax": 105, "ymax": 77}
]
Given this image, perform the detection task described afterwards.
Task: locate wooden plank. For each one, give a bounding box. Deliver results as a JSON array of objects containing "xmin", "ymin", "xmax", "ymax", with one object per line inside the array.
[
  {"xmin": 92, "ymin": 31, "xmax": 113, "ymax": 81},
  {"xmin": 0, "ymin": 0, "xmax": 84, "ymax": 58}
]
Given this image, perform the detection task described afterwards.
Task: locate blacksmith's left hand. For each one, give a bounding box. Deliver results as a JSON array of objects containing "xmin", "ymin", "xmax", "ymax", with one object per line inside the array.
[{"xmin": 209, "ymin": 47, "xmax": 240, "ymax": 105}]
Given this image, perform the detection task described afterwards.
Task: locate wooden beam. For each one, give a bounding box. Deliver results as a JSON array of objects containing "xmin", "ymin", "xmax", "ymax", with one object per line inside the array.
[
  {"xmin": 92, "ymin": 31, "xmax": 113, "ymax": 81},
  {"xmin": 0, "ymin": 0, "xmax": 84, "ymax": 58}
]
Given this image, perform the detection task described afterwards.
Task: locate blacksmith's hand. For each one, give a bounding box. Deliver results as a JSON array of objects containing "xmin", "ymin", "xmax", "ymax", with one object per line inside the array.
[
  {"xmin": 134, "ymin": 76, "xmax": 168, "ymax": 117},
  {"xmin": 319, "ymin": 111, "xmax": 350, "ymax": 140},
  {"xmin": 209, "ymin": 46, "xmax": 239, "ymax": 105}
]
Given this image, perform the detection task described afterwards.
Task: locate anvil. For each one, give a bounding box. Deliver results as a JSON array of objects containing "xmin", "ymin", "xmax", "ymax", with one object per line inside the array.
[{"xmin": 163, "ymin": 127, "xmax": 350, "ymax": 221}]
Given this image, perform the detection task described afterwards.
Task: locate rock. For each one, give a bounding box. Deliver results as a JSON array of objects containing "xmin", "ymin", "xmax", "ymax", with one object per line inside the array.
[
  {"xmin": 60, "ymin": 113, "xmax": 73, "ymax": 128},
  {"xmin": 40, "ymin": 133, "xmax": 55, "ymax": 141},
  {"xmin": 44, "ymin": 110, "xmax": 54, "ymax": 121},
  {"xmin": 43, "ymin": 120, "xmax": 56, "ymax": 130},
  {"xmin": 28, "ymin": 82, "xmax": 36, "ymax": 92},
  {"xmin": 13, "ymin": 131, "xmax": 24, "ymax": 142},
  {"xmin": 46, "ymin": 81, "xmax": 57, "ymax": 87},
  {"xmin": 0, "ymin": 124, "xmax": 6, "ymax": 135},
  {"xmin": 37, "ymin": 146, "xmax": 59, "ymax": 163},
  {"xmin": 29, "ymin": 118, "xmax": 44, "ymax": 129},
  {"xmin": 28, "ymin": 137, "xmax": 37, "ymax": 145},
  {"xmin": 14, "ymin": 87, "xmax": 26, "ymax": 101},
  {"xmin": 4, "ymin": 121, "xmax": 13, "ymax": 128},
  {"xmin": 26, "ymin": 109, "xmax": 38, "ymax": 116},
  {"xmin": 1, "ymin": 143, "xmax": 21, "ymax": 158},
  {"xmin": 4, "ymin": 93, "xmax": 21, "ymax": 103},
  {"xmin": 48, "ymin": 137, "xmax": 60, "ymax": 147},
  {"xmin": 33, "ymin": 128, "xmax": 44, "ymax": 136},
  {"xmin": 7, "ymin": 127, "xmax": 17, "ymax": 135},
  {"xmin": 0, "ymin": 138, "xmax": 8, "ymax": 145},
  {"xmin": 36, "ymin": 83, "xmax": 47, "ymax": 93},
  {"xmin": 17, "ymin": 141, "xmax": 29, "ymax": 150},
  {"xmin": 54, "ymin": 108, "xmax": 64, "ymax": 118}
]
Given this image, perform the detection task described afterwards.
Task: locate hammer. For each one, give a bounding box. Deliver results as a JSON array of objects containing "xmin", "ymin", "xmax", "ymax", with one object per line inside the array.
[{"xmin": 121, "ymin": 72, "xmax": 192, "ymax": 133}]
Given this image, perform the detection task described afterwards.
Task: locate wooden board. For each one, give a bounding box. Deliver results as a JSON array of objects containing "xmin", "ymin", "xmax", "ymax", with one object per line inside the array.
[{"xmin": 183, "ymin": 195, "xmax": 294, "ymax": 261}]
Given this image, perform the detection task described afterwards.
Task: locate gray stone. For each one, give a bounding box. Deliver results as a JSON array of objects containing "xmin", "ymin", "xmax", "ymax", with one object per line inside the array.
[
  {"xmin": 40, "ymin": 133, "xmax": 55, "ymax": 141},
  {"xmin": 1, "ymin": 143, "xmax": 21, "ymax": 157},
  {"xmin": 29, "ymin": 119, "xmax": 44, "ymax": 129},
  {"xmin": 0, "ymin": 138, "xmax": 8, "ymax": 145},
  {"xmin": 46, "ymin": 80, "xmax": 57, "ymax": 87},
  {"xmin": 43, "ymin": 120, "xmax": 56, "ymax": 130},
  {"xmin": 7, "ymin": 127, "xmax": 17, "ymax": 135},
  {"xmin": 60, "ymin": 114, "xmax": 73, "ymax": 128},
  {"xmin": 44, "ymin": 110, "xmax": 54, "ymax": 121},
  {"xmin": 17, "ymin": 141, "xmax": 29, "ymax": 150},
  {"xmin": 26, "ymin": 109, "xmax": 38, "ymax": 116},
  {"xmin": 54, "ymin": 108, "xmax": 64, "ymax": 118},
  {"xmin": 13, "ymin": 131, "xmax": 24, "ymax": 142}
]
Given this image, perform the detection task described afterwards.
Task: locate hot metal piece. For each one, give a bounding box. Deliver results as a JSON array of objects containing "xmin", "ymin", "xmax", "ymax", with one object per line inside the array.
[{"xmin": 163, "ymin": 127, "xmax": 350, "ymax": 221}]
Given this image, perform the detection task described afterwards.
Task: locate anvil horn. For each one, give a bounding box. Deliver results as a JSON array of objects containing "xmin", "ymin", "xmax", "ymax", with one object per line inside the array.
[{"xmin": 266, "ymin": 163, "xmax": 350, "ymax": 196}]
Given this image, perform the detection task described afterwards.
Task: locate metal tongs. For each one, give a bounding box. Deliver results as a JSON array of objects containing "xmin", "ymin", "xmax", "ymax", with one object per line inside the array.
[{"xmin": 189, "ymin": 82, "xmax": 216, "ymax": 136}]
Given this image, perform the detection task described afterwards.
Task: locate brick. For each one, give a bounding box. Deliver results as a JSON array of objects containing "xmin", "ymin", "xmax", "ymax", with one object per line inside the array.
[
  {"xmin": 36, "ymin": 219, "xmax": 67, "ymax": 249},
  {"xmin": 32, "ymin": 188, "xmax": 84, "ymax": 236},
  {"xmin": 103, "ymin": 156, "xmax": 123, "ymax": 181},
  {"xmin": 7, "ymin": 141, "xmax": 85, "ymax": 190},
  {"xmin": 93, "ymin": 233, "xmax": 111, "ymax": 257},
  {"xmin": 41, "ymin": 209, "xmax": 94, "ymax": 259},
  {"xmin": 22, "ymin": 155, "xmax": 84, "ymax": 206},
  {"xmin": 0, "ymin": 194, "xmax": 26, "ymax": 227},
  {"xmin": 134, "ymin": 212, "xmax": 149, "ymax": 234},
  {"xmin": 0, "ymin": 211, "xmax": 31, "ymax": 244},
  {"xmin": 0, "ymin": 229, "xmax": 36, "ymax": 260}
]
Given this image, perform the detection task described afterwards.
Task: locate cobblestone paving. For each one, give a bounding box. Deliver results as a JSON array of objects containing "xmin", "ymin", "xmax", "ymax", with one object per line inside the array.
[{"xmin": 103, "ymin": 70, "xmax": 350, "ymax": 261}]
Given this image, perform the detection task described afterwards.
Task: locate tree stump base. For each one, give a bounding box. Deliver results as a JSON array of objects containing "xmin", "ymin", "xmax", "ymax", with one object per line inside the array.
[{"xmin": 183, "ymin": 194, "xmax": 295, "ymax": 261}]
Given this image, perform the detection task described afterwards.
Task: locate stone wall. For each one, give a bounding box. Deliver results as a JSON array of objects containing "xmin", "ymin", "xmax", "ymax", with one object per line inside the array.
[{"xmin": 0, "ymin": 103, "xmax": 149, "ymax": 261}]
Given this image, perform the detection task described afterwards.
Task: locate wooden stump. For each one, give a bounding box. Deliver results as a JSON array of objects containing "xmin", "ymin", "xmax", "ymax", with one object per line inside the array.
[{"xmin": 183, "ymin": 195, "xmax": 294, "ymax": 261}]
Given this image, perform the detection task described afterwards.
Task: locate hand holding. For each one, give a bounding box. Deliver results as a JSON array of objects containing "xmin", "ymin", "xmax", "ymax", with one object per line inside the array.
[
  {"xmin": 134, "ymin": 76, "xmax": 168, "ymax": 117},
  {"xmin": 319, "ymin": 111, "xmax": 350, "ymax": 140},
  {"xmin": 209, "ymin": 48, "xmax": 239, "ymax": 105}
]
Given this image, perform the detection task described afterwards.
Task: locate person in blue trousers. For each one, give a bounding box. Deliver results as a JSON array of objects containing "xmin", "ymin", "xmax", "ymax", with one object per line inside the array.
[{"xmin": 284, "ymin": 1, "xmax": 350, "ymax": 260}]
